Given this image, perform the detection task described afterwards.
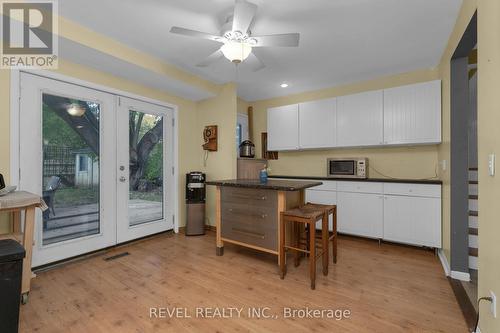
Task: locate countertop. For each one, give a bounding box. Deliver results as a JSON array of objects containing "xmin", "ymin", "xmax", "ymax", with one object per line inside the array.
[
  {"xmin": 205, "ymin": 179, "xmax": 323, "ymax": 191},
  {"xmin": 268, "ymin": 175, "xmax": 442, "ymax": 185}
]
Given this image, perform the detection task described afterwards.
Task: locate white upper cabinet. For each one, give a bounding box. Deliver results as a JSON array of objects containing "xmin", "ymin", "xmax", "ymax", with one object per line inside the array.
[
  {"xmin": 383, "ymin": 80, "xmax": 441, "ymax": 145},
  {"xmin": 265, "ymin": 80, "xmax": 442, "ymax": 151},
  {"xmin": 267, "ymin": 104, "xmax": 299, "ymax": 151},
  {"xmin": 336, "ymin": 90, "xmax": 384, "ymax": 147},
  {"xmin": 299, "ymin": 98, "xmax": 336, "ymax": 149}
]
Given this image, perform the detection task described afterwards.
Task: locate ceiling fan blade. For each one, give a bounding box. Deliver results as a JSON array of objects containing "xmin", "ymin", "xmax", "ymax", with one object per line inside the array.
[
  {"xmin": 246, "ymin": 52, "xmax": 265, "ymax": 72},
  {"xmin": 170, "ymin": 26, "xmax": 223, "ymax": 42},
  {"xmin": 196, "ymin": 49, "xmax": 224, "ymax": 67},
  {"xmin": 232, "ymin": 0, "xmax": 257, "ymax": 33},
  {"xmin": 251, "ymin": 33, "xmax": 300, "ymax": 47}
]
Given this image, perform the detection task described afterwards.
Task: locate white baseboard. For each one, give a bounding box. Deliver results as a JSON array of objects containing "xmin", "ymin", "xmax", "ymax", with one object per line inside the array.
[
  {"xmin": 451, "ymin": 270, "xmax": 471, "ymax": 282},
  {"xmin": 437, "ymin": 249, "xmax": 471, "ymax": 281},
  {"xmin": 438, "ymin": 249, "xmax": 451, "ymax": 276}
]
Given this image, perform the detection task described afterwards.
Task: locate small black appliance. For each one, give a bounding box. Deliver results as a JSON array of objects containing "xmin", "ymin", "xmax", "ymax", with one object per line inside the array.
[{"xmin": 185, "ymin": 172, "xmax": 206, "ymax": 236}]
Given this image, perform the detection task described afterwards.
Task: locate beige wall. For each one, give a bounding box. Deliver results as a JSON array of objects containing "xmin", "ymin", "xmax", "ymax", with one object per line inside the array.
[
  {"xmin": 197, "ymin": 83, "xmax": 238, "ymax": 226},
  {"xmin": 250, "ymin": 68, "xmax": 441, "ymax": 179},
  {"xmin": 477, "ymin": 0, "xmax": 500, "ymax": 331},
  {"xmin": 237, "ymin": 98, "xmax": 249, "ymax": 115},
  {"xmin": 437, "ymin": 0, "xmax": 477, "ymax": 266},
  {"xmin": 433, "ymin": 0, "xmax": 500, "ymax": 330}
]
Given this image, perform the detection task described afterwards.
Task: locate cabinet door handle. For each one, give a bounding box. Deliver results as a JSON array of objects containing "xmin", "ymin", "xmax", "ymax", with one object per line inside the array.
[{"xmin": 232, "ymin": 227, "xmax": 265, "ymax": 239}]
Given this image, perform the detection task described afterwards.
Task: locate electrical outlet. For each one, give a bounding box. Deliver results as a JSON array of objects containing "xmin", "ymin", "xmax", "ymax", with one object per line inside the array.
[{"xmin": 490, "ymin": 291, "xmax": 497, "ymax": 318}]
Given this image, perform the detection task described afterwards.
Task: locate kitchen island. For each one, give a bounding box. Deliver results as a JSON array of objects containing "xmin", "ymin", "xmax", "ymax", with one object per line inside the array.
[{"xmin": 206, "ymin": 179, "xmax": 322, "ymax": 266}]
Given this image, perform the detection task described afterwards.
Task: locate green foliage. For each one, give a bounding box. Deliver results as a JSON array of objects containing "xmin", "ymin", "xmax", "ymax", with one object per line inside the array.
[{"xmin": 144, "ymin": 142, "xmax": 163, "ymax": 181}]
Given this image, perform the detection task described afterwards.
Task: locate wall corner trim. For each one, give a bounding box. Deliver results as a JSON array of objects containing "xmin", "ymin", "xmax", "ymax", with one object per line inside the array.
[
  {"xmin": 438, "ymin": 246, "xmax": 471, "ymax": 282},
  {"xmin": 438, "ymin": 249, "xmax": 451, "ymax": 276}
]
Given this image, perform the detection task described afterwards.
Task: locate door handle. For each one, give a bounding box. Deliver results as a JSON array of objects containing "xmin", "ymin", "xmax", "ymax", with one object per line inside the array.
[{"xmin": 119, "ymin": 176, "xmax": 127, "ymax": 182}]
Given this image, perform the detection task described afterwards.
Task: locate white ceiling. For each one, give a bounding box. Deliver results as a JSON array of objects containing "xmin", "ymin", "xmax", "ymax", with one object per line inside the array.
[{"xmin": 59, "ymin": 0, "xmax": 463, "ymax": 101}]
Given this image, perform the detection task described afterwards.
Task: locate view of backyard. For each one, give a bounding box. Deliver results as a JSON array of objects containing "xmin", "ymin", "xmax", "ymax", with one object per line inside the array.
[{"xmin": 42, "ymin": 94, "xmax": 164, "ymax": 245}]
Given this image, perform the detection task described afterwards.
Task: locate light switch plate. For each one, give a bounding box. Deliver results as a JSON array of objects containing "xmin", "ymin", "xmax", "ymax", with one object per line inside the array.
[
  {"xmin": 439, "ymin": 160, "xmax": 447, "ymax": 171},
  {"xmin": 489, "ymin": 154, "xmax": 496, "ymax": 176}
]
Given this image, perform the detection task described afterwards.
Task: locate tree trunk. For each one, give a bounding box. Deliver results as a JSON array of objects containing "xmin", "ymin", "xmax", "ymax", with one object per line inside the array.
[{"xmin": 129, "ymin": 119, "xmax": 163, "ymax": 190}]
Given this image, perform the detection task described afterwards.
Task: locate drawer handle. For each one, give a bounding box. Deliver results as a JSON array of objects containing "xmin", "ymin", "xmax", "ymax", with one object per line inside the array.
[
  {"xmin": 227, "ymin": 209, "xmax": 268, "ymax": 219},
  {"xmin": 232, "ymin": 227, "xmax": 265, "ymax": 239}
]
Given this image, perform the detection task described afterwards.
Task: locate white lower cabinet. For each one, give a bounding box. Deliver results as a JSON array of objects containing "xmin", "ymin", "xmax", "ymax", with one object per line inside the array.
[
  {"xmin": 383, "ymin": 195, "xmax": 441, "ymax": 248},
  {"xmin": 300, "ymin": 179, "xmax": 442, "ymax": 248},
  {"xmin": 306, "ymin": 189, "xmax": 337, "ymax": 231},
  {"xmin": 337, "ymin": 191, "xmax": 384, "ymax": 238}
]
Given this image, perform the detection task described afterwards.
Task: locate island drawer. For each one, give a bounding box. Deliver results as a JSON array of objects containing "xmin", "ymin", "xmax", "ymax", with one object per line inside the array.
[
  {"xmin": 221, "ymin": 188, "xmax": 278, "ymax": 251},
  {"xmin": 221, "ymin": 187, "xmax": 275, "ymax": 205},
  {"xmin": 221, "ymin": 222, "xmax": 277, "ymax": 251}
]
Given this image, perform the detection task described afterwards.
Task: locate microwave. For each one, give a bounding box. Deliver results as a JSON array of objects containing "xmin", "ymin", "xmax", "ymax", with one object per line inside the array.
[{"xmin": 327, "ymin": 158, "xmax": 368, "ymax": 179}]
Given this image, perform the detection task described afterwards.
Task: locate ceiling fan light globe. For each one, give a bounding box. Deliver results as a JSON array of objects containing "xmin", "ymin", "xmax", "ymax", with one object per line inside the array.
[
  {"xmin": 221, "ymin": 41, "xmax": 252, "ymax": 63},
  {"xmin": 67, "ymin": 104, "xmax": 85, "ymax": 117}
]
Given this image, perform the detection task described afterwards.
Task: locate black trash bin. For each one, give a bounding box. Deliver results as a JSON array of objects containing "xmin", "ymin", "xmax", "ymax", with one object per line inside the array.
[{"xmin": 0, "ymin": 239, "xmax": 26, "ymax": 333}]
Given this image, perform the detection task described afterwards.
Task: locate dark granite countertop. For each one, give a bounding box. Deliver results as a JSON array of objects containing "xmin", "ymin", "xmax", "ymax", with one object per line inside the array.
[
  {"xmin": 268, "ymin": 175, "xmax": 442, "ymax": 185},
  {"xmin": 205, "ymin": 179, "xmax": 323, "ymax": 191}
]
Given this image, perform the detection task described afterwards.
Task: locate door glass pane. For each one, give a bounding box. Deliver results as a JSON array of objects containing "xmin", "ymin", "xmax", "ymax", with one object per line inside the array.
[
  {"xmin": 129, "ymin": 111, "xmax": 164, "ymax": 226},
  {"xmin": 42, "ymin": 94, "xmax": 100, "ymax": 245}
]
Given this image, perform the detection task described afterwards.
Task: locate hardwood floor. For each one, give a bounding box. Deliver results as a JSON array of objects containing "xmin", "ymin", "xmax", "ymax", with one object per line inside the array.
[{"xmin": 20, "ymin": 232, "xmax": 467, "ymax": 333}]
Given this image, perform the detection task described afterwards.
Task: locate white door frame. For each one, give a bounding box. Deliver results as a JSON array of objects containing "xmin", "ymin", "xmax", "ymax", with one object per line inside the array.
[
  {"xmin": 19, "ymin": 72, "xmax": 118, "ymax": 266},
  {"xmin": 116, "ymin": 96, "xmax": 175, "ymax": 242},
  {"xmin": 10, "ymin": 69, "xmax": 179, "ymax": 238}
]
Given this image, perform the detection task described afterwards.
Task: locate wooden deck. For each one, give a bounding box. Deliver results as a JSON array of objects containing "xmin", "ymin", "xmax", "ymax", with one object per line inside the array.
[
  {"xmin": 43, "ymin": 200, "xmax": 162, "ymax": 244},
  {"xmin": 20, "ymin": 232, "xmax": 467, "ymax": 333}
]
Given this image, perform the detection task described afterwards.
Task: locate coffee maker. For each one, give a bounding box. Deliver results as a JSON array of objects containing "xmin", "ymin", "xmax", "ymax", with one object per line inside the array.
[{"xmin": 185, "ymin": 172, "xmax": 206, "ymax": 236}]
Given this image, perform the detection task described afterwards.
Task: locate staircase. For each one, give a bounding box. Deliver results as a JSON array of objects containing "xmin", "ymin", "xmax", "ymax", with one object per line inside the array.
[{"xmin": 468, "ymin": 168, "xmax": 478, "ymax": 276}]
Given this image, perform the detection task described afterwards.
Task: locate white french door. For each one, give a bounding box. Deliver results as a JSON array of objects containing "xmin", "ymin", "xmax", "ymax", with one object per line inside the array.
[
  {"xmin": 18, "ymin": 73, "xmax": 174, "ymax": 267},
  {"xmin": 116, "ymin": 97, "xmax": 174, "ymax": 242}
]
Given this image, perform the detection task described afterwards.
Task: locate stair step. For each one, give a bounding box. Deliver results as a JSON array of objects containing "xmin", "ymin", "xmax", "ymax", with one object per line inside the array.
[
  {"xmin": 469, "ymin": 227, "xmax": 478, "ymax": 235},
  {"xmin": 469, "ymin": 211, "xmax": 478, "ymax": 217},
  {"xmin": 469, "ymin": 215, "xmax": 479, "ymax": 228},
  {"xmin": 469, "ymin": 167, "xmax": 478, "ymax": 171},
  {"xmin": 469, "ymin": 180, "xmax": 478, "ymax": 184},
  {"xmin": 469, "ymin": 255, "xmax": 478, "ymax": 270},
  {"xmin": 469, "ymin": 247, "xmax": 478, "ymax": 257},
  {"xmin": 469, "ymin": 195, "xmax": 478, "ymax": 200},
  {"xmin": 469, "ymin": 199, "xmax": 478, "ymax": 211},
  {"xmin": 469, "ymin": 234, "xmax": 478, "ymax": 248},
  {"xmin": 469, "ymin": 185, "xmax": 478, "ymax": 196}
]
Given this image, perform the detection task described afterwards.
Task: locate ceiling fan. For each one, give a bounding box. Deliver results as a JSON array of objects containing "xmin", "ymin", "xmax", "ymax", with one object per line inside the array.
[{"xmin": 169, "ymin": 0, "xmax": 300, "ymax": 71}]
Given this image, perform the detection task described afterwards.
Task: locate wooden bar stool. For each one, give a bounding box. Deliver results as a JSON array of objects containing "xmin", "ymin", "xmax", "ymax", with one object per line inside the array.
[
  {"xmin": 279, "ymin": 203, "xmax": 337, "ymax": 289},
  {"xmin": 306, "ymin": 203, "xmax": 337, "ymax": 265}
]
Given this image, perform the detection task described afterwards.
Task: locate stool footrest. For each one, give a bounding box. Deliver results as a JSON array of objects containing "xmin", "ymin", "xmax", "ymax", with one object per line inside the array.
[{"xmin": 284, "ymin": 245, "xmax": 310, "ymax": 254}]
